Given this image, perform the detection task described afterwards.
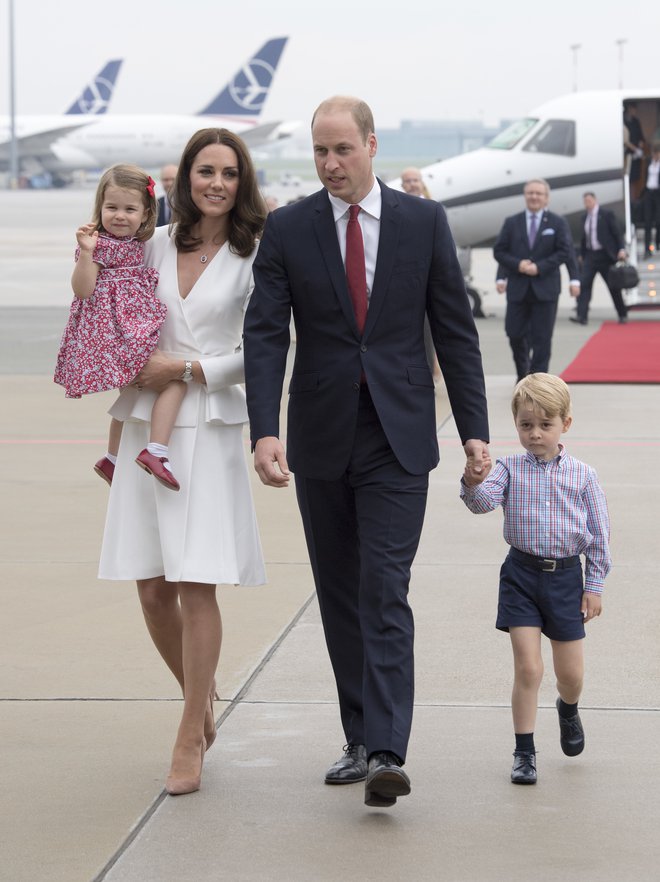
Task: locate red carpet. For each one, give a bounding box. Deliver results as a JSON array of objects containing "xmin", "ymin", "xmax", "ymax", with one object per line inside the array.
[{"xmin": 561, "ymin": 320, "xmax": 660, "ymax": 383}]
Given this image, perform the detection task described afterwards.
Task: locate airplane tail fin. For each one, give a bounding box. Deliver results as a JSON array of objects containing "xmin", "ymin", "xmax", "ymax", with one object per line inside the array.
[
  {"xmin": 198, "ymin": 38, "xmax": 288, "ymax": 117},
  {"xmin": 65, "ymin": 60, "xmax": 123, "ymax": 115}
]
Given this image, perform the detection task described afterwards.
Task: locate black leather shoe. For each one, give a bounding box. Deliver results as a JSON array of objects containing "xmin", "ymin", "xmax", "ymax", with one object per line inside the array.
[
  {"xmin": 569, "ymin": 316, "xmax": 588, "ymax": 325},
  {"xmin": 364, "ymin": 751, "xmax": 411, "ymax": 807},
  {"xmin": 324, "ymin": 744, "xmax": 367, "ymax": 784},
  {"xmin": 511, "ymin": 750, "xmax": 537, "ymax": 784},
  {"xmin": 556, "ymin": 698, "xmax": 585, "ymax": 756}
]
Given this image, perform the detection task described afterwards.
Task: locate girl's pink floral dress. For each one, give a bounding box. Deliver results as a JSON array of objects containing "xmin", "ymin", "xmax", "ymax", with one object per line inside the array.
[{"xmin": 54, "ymin": 233, "xmax": 165, "ymax": 399}]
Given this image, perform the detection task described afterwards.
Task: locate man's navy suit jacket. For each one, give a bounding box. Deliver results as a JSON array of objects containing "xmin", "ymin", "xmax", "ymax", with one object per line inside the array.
[
  {"xmin": 156, "ymin": 196, "xmax": 170, "ymax": 227},
  {"xmin": 579, "ymin": 207, "xmax": 624, "ymax": 263},
  {"xmin": 493, "ymin": 210, "xmax": 574, "ymax": 302},
  {"xmin": 244, "ymin": 180, "xmax": 489, "ymax": 481}
]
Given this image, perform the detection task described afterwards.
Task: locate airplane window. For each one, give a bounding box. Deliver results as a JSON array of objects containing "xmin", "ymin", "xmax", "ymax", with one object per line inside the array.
[
  {"xmin": 522, "ymin": 119, "xmax": 576, "ymax": 156},
  {"xmin": 488, "ymin": 118, "xmax": 539, "ymax": 149}
]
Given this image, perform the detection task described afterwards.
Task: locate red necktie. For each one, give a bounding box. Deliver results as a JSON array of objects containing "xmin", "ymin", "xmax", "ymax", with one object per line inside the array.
[{"xmin": 345, "ymin": 205, "xmax": 367, "ymax": 333}]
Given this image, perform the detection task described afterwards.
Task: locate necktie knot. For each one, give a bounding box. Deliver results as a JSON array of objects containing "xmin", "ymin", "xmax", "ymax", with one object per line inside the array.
[{"xmin": 349, "ymin": 204, "xmax": 361, "ymax": 221}]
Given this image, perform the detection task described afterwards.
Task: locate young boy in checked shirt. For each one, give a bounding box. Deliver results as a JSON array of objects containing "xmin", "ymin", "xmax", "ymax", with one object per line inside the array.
[{"xmin": 461, "ymin": 373, "xmax": 611, "ymax": 785}]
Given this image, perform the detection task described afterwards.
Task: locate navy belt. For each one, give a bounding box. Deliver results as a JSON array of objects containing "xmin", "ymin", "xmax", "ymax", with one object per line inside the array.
[{"xmin": 509, "ymin": 547, "xmax": 580, "ymax": 573}]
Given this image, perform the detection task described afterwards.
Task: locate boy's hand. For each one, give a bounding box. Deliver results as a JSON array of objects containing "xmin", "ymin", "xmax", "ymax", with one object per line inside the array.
[
  {"xmin": 76, "ymin": 224, "xmax": 98, "ymax": 253},
  {"xmin": 582, "ymin": 592, "xmax": 602, "ymax": 621}
]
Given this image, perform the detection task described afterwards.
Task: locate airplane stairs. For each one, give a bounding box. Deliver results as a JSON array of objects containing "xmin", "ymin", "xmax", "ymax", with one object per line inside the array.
[{"xmin": 625, "ymin": 229, "xmax": 660, "ymax": 312}]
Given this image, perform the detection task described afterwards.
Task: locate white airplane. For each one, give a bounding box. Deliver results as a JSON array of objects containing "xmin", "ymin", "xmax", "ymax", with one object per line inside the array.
[
  {"xmin": 390, "ymin": 88, "xmax": 660, "ymax": 308},
  {"xmin": 0, "ymin": 59, "xmax": 124, "ymax": 180},
  {"xmin": 390, "ymin": 89, "xmax": 660, "ymax": 246},
  {"xmin": 0, "ymin": 38, "xmax": 294, "ymax": 178}
]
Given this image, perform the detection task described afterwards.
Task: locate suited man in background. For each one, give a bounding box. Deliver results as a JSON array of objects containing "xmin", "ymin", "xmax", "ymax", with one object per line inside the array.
[
  {"xmin": 400, "ymin": 166, "xmax": 432, "ymax": 199},
  {"xmin": 571, "ymin": 192, "xmax": 628, "ymax": 325},
  {"xmin": 156, "ymin": 163, "xmax": 177, "ymax": 227},
  {"xmin": 244, "ymin": 96, "xmax": 489, "ymax": 808},
  {"xmin": 494, "ymin": 179, "xmax": 577, "ymax": 380}
]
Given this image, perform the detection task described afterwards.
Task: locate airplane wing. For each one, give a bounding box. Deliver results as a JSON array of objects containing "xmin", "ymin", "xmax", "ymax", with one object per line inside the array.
[
  {"xmin": 239, "ymin": 120, "xmax": 294, "ymax": 147},
  {"xmin": 0, "ymin": 121, "xmax": 92, "ymax": 163}
]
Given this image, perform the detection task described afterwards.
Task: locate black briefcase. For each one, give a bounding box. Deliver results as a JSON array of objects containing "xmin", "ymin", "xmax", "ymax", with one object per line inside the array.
[{"xmin": 608, "ymin": 261, "xmax": 639, "ymax": 290}]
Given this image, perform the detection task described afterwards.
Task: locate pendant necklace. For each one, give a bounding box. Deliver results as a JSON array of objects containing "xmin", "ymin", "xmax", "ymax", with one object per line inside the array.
[{"xmin": 198, "ymin": 236, "xmax": 225, "ymax": 264}]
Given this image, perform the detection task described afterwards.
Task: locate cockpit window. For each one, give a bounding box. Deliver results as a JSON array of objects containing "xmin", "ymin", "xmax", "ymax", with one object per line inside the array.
[
  {"xmin": 522, "ymin": 119, "xmax": 576, "ymax": 156},
  {"xmin": 488, "ymin": 118, "xmax": 538, "ymax": 149}
]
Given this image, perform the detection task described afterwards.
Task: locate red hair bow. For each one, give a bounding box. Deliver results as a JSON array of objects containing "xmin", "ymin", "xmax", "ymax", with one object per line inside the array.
[{"xmin": 146, "ymin": 176, "xmax": 156, "ymax": 197}]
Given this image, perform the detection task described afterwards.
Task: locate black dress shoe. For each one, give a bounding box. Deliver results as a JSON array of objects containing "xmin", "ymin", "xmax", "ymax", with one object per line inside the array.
[
  {"xmin": 556, "ymin": 698, "xmax": 585, "ymax": 756},
  {"xmin": 569, "ymin": 316, "xmax": 588, "ymax": 325},
  {"xmin": 511, "ymin": 750, "xmax": 537, "ymax": 784},
  {"xmin": 364, "ymin": 751, "xmax": 411, "ymax": 807},
  {"xmin": 324, "ymin": 744, "xmax": 367, "ymax": 784},
  {"xmin": 618, "ymin": 315, "xmax": 628, "ymax": 324}
]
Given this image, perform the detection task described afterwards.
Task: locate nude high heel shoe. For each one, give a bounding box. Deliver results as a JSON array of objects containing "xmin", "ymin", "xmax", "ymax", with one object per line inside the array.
[{"xmin": 165, "ymin": 740, "xmax": 206, "ymax": 796}]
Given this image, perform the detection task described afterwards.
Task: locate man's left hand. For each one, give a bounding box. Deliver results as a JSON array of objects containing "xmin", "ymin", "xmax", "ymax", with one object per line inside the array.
[{"xmin": 463, "ymin": 439, "xmax": 491, "ymax": 485}]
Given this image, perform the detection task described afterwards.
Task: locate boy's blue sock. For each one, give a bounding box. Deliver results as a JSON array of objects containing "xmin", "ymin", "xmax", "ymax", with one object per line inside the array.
[
  {"xmin": 557, "ymin": 698, "xmax": 579, "ymax": 718},
  {"xmin": 515, "ymin": 733, "xmax": 535, "ymax": 752}
]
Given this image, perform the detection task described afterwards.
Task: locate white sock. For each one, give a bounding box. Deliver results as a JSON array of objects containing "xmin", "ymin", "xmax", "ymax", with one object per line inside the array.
[
  {"xmin": 106, "ymin": 453, "xmax": 117, "ymax": 465},
  {"xmin": 147, "ymin": 443, "xmax": 172, "ymax": 471}
]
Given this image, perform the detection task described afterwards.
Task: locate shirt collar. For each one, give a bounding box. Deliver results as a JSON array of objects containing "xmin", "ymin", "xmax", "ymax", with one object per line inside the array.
[
  {"xmin": 524, "ymin": 443, "xmax": 566, "ymax": 466},
  {"xmin": 328, "ymin": 177, "xmax": 382, "ymax": 224}
]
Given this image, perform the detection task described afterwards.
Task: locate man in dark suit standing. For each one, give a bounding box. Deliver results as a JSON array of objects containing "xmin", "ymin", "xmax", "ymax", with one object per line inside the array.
[
  {"xmin": 494, "ymin": 179, "xmax": 577, "ymax": 380},
  {"xmin": 244, "ymin": 96, "xmax": 489, "ymax": 808},
  {"xmin": 571, "ymin": 192, "xmax": 628, "ymax": 325},
  {"xmin": 156, "ymin": 163, "xmax": 177, "ymax": 227}
]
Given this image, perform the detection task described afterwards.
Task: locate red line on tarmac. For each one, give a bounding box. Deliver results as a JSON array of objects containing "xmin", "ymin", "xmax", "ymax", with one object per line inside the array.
[
  {"xmin": 438, "ymin": 438, "xmax": 660, "ymax": 447},
  {"xmin": 2, "ymin": 437, "xmax": 658, "ymax": 448},
  {"xmin": 0, "ymin": 439, "xmax": 104, "ymax": 445}
]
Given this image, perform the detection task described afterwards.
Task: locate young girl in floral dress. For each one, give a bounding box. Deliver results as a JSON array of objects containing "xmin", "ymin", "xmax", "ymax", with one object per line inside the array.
[{"xmin": 54, "ymin": 164, "xmax": 184, "ymax": 490}]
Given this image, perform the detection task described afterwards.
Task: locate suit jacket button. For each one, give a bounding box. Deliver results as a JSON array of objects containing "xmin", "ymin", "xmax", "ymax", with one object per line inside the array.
[
  {"xmin": 360, "ymin": 344, "xmax": 367, "ymax": 352},
  {"xmin": 353, "ymin": 382, "xmax": 360, "ymax": 391}
]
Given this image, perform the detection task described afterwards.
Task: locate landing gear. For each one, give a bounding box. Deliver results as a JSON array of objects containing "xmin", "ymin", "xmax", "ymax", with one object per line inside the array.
[{"xmin": 466, "ymin": 284, "xmax": 485, "ymax": 318}]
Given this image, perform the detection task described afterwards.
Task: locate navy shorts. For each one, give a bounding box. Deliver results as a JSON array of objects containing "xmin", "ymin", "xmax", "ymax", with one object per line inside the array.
[{"xmin": 496, "ymin": 550, "xmax": 586, "ymax": 641}]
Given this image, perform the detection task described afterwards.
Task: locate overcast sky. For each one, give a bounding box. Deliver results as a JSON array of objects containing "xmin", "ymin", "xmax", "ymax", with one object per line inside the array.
[{"xmin": 2, "ymin": 0, "xmax": 658, "ymax": 128}]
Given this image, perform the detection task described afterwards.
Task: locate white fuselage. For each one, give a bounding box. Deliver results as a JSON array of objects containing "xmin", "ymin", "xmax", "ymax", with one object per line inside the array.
[
  {"xmin": 391, "ymin": 89, "xmax": 660, "ymax": 248},
  {"xmin": 0, "ymin": 113, "xmax": 264, "ymax": 173}
]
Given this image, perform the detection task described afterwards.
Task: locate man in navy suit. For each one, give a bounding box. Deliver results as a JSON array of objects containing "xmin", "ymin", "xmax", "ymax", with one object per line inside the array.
[
  {"xmin": 244, "ymin": 96, "xmax": 489, "ymax": 808},
  {"xmin": 156, "ymin": 163, "xmax": 177, "ymax": 227},
  {"xmin": 571, "ymin": 192, "xmax": 628, "ymax": 325},
  {"xmin": 494, "ymin": 179, "xmax": 577, "ymax": 379}
]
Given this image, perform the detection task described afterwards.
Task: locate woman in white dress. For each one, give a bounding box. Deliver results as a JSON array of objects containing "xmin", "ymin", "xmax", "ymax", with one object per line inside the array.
[{"xmin": 99, "ymin": 128, "xmax": 267, "ymax": 795}]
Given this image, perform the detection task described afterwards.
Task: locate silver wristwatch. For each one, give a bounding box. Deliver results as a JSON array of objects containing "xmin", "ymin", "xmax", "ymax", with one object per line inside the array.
[{"xmin": 181, "ymin": 360, "xmax": 193, "ymax": 383}]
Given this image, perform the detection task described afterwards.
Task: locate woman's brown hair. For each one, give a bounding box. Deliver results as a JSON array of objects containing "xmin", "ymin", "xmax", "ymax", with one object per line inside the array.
[{"xmin": 170, "ymin": 128, "xmax": 266, "ymax": 257}]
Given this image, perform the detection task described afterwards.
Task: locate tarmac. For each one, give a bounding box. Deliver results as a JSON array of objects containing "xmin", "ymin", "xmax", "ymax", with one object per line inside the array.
[{"xmin": 1, "ymin": 189, "xmax": 659, "ymax": 882}]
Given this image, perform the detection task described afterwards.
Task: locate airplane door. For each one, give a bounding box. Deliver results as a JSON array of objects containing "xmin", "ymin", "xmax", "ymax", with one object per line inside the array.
[{"xmin": 623, "ymin": 97, "xmax": 660, "ymax": 309}]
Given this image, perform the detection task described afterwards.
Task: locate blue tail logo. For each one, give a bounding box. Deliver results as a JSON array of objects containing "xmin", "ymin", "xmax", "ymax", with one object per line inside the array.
[
  {"xmin": 199, "ymin": 38, "xmax": 288, "ymax": 117},
  {"xmin": 65, "ymin": 59, "xmax": 123, "ymax": 115}
]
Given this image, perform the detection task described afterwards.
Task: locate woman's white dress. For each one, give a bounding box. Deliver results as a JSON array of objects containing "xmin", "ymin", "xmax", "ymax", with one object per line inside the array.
[{"xmin": 98, "ymin": 226, "xmax": 266, "ymax": 586}]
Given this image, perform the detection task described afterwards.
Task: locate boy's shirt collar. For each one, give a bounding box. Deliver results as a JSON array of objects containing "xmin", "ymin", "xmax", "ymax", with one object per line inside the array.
[{"xmin": 524, "ymin": 443, "xmax": 566, "ymax": 466}]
